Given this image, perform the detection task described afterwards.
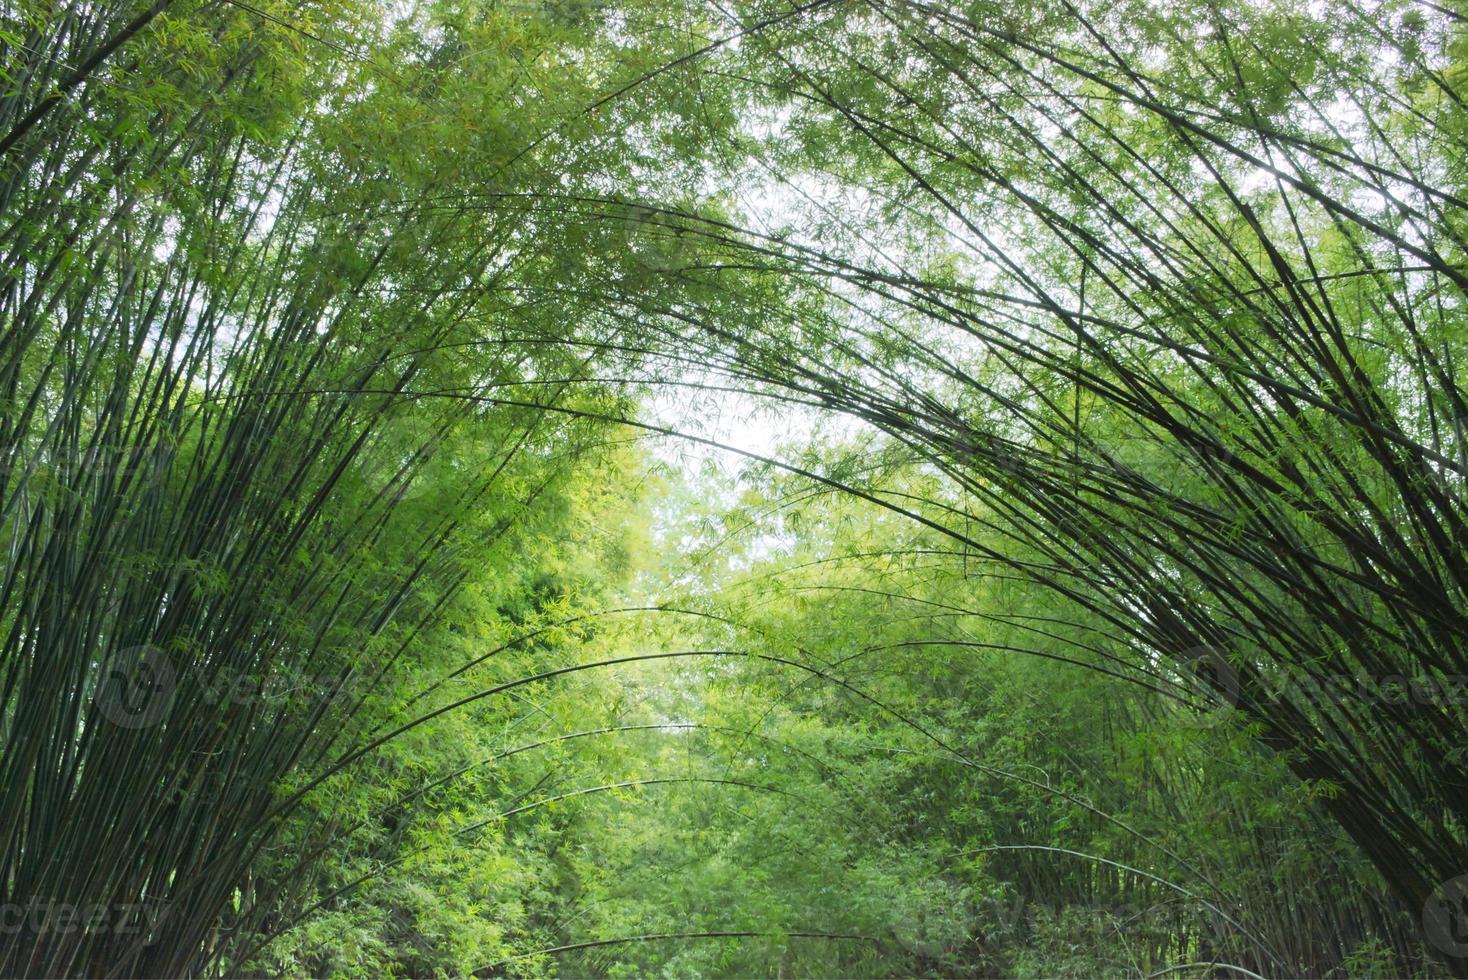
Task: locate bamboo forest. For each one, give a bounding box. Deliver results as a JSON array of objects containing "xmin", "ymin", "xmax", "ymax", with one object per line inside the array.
[{"xmin": 7, "ymin": 0, "xmax": 1468, "ymax": 977}]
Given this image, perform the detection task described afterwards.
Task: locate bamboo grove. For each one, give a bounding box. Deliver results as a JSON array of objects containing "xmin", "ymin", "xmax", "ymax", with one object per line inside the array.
[{"xmin": 1, "ymin": 0, "xmax": 1467, "ymax": 976}]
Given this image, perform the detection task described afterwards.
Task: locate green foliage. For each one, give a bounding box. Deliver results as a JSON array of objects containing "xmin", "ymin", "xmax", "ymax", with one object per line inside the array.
[{"xmin": 2, "ymin": 0, "xmax": 1466, "ymax": 977}]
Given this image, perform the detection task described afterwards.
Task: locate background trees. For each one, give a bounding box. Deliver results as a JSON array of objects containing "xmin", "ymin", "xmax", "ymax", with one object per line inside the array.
[
  {"xmin": 1, "ymin": 0, "xmax": 1466, "ymax": 976},
  {"xmin": 0, "ymin": 0, "xmax": 690, "ymax": 972},
  {"xmin": 553, "ymin": 1, "xmax": 1468, "ymax": 966}
]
